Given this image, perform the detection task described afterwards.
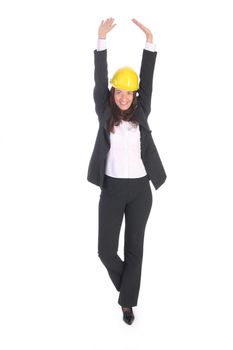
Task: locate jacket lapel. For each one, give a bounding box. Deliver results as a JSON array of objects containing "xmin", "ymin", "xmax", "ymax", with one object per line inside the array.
[{"xmin": 134, "ymin": 105, "xmax": 151, "ymax": 132}]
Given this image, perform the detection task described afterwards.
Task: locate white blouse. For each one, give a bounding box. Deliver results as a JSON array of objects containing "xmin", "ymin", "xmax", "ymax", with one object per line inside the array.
[{"xmin": 105, "ymin": 120, "xmax": 147, "ymax": 178}]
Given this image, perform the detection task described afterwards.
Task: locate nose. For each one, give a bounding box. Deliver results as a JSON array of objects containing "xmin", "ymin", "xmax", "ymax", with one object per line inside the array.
[{"xmin": 120, "ymin": 92, "xmax": 128, "ymax": 101}]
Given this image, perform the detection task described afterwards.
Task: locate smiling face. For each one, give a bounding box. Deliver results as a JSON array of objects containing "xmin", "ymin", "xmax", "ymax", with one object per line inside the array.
[{"xmin": 114, "ymin": 89, "xmax": 134, "ymax": 111}]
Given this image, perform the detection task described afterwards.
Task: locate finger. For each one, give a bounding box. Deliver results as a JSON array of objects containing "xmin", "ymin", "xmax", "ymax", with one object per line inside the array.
[
  {"xmin": 108, "ymin": 18, "xmax": 116, "ymax": 29},
  {"xmin": 134, "ymin": 21, "xmax": 149, "ymax": 34},
  {"xmin": 132, "ymin": 18, "xmax": 142, "ymax": 26},
  {"xmin": 107, "ymin": 17, "xmax": 114, "ymax": 24},
  {"xmin": 109, "ymin": 18, "xmax": 115, "ymax": 26}
]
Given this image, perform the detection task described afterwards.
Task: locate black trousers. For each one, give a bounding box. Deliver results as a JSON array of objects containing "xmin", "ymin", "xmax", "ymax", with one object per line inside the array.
[{"xmin": 98, "ymin": 174, "xmax": 153, "ymax": 307}]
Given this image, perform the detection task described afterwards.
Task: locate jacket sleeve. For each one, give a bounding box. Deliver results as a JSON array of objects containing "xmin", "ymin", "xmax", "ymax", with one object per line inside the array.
[
  {"xmin": 93, "ymin": 49, "xmax": 110, "ymax": 120},
  {"xmin": 138, "ymin": 49, "xmax": 157, "ymax": 118}
]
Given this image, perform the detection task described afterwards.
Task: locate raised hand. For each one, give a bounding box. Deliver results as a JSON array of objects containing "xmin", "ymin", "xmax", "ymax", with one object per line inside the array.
[
  {"xmin": 131, "ymin": 18, "xmax": 153, "ymax": 43},
  {"xmin": 98, "ymin": 18, "xmax": 117, "ymax": 39}
]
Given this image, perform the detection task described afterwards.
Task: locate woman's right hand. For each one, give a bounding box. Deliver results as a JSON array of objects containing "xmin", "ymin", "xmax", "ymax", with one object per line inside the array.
[{"xmin": 98, "ymin": 18, "xmax": 116, "ymax": 39}]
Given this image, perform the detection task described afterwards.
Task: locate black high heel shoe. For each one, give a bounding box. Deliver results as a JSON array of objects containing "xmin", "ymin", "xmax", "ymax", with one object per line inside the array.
[{"xmin": 121, "ymin": 307, "xmax": 135, "ymax": 325}]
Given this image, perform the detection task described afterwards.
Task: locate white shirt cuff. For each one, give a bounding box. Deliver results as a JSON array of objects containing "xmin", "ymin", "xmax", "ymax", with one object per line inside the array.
[
  {"xmin": 97, "ymin": 39, "xmax": 107, "ymax": 51},
  {"xmin": 145, "ymin": 42, "xmax": 157, "ymax": 52}
]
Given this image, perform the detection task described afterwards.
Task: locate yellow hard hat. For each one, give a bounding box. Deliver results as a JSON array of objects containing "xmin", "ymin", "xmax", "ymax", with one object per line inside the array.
[{"xmin": 110, "ymin": 66, "xmax": 139, "ymax": 91}]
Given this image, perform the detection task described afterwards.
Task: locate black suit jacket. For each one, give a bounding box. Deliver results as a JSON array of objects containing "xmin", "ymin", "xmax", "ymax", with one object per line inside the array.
[{"xmin": 87, "ymin": 49, "xmax": 167, "ymax": 190}]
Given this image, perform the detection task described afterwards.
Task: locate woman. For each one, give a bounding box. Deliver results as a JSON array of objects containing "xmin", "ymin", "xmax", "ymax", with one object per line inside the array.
[{"xmin": 87, "ymin": 18, "xmax": 167, "ymax": 325}]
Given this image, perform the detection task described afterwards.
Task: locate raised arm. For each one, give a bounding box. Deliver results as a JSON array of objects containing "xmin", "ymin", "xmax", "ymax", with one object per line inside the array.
[
  {"xmin": 131, "ymin": 19, "xmax": 157, "ymax": 117},
  {"xmin": 93, "ymin": 18, "xmax": 117, "ymax": 119}
]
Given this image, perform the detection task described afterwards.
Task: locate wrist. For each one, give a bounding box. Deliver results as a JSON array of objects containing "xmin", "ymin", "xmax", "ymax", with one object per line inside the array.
[
  {"xmin": 98, "ymin": 32, "xmax": 106, "ymax": 39},
  {"xmin": 146, "ymin": 36, "xmax": 153, "ymax": 43}
]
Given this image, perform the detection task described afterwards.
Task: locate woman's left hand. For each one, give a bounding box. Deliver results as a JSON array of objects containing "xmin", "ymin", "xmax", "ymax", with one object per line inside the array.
[{"xmin": 131, "ymin": 18, "xmax": 153, "ymax": 43}]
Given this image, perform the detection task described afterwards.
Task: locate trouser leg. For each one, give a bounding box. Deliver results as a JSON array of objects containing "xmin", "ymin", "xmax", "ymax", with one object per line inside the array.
[
  {"xmin": 118, "ymin": 179, "xmax": 152, "ymax": 307},
  {"xmin": 98, "ymin": 183, "xmax": 126, "ymax": 291}
]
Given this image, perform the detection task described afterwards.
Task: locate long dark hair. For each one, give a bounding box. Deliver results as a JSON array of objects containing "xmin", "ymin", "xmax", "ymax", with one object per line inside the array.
[{"xmin": 107, "ymin": 87, "xmax": 139, "ymax": 133}]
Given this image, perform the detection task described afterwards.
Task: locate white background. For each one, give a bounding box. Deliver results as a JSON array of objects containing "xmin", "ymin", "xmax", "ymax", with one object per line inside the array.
[{"xmin": 1, "ymin": 0, "xmax": 233, "ymax": 349}]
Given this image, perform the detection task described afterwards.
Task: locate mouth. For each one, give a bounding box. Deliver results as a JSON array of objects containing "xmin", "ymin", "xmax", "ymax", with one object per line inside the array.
[{"xmin": 119, "ymin": 102, "xmax": 130, "ymax": 108}]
